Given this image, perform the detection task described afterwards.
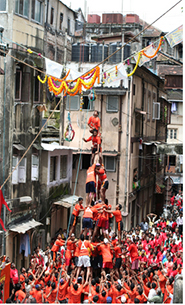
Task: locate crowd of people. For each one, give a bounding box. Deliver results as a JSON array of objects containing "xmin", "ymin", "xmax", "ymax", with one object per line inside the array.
[{"xmin": 2, "ymin": 111, "xmax": 183, "ymax": 304}]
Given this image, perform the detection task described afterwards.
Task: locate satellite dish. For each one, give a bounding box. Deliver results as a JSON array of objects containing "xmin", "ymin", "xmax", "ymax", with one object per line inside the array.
[{"xmin": 121, "ymin": 211, "xmax": 128, "ymax": 217}]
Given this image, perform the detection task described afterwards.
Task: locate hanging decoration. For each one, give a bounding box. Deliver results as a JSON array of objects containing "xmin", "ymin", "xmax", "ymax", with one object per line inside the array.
[
  {"xmin": 127, "ymin": 52, "xmax": 141, "ymax": 77},
  {"xmin": 64, "ymin": 112, "xmax": 75, "ymax": 142},
  {"xmin": 37, "ymin": 74, "xmax": 47, "ymax": 84},
  {"xmin": 80, "ymin": 92, "xmax": 84, "ymax": 111},
  {"xmin": 141, "ymin": 37, "xmax": 163, "ymax": 58},
  {"xmin": 88, "ymin": 89, "xmax": 97, "ymax": 102},
  {"xmin": 48, "ymin": 67, "xmax": 100, "ymax": 97}
]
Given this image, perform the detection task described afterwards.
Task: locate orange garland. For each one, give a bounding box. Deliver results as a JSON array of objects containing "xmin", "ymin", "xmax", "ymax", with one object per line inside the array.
[
  {"xmin": 48, "ymin": 66, "xmax": 100, "ymax": 96},
  {"xmin": 141, "ymin": 37, "xmax": 163, "ymax": 59}
]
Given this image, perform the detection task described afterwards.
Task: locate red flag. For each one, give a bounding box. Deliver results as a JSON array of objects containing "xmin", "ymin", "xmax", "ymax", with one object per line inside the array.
[{"xmin": 0, "ymin": 189, "xmax": 12, "ymax": 231}]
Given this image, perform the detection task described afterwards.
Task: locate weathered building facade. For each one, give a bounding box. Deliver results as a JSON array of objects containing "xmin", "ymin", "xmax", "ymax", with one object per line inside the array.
[{"xmin": 0, "ymin": 0, "xmax": 79, "ymax": 268}]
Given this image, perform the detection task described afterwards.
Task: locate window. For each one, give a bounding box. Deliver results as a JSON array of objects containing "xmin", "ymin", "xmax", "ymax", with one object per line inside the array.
[
  {"xmin": 50, "ymin": 156, "xmax": 57, "ymax": 182},
  {"xmin": 169, "ymin": 155, "xmax": 176, "ymax": 166},
  {"xmin": 0, "ymin": 1, "xmax": 6, "ymax": 11},
  {"xmin": 34, "ymin": 72, "xmax": 41, "ymax": 102},
  {"xmin": 131, "ymin": 200, "xmax": 136, "ymax": 227},
  {"xmin": 50, "ymin": 7, "xmax": 54, "ymax": 25},
  {"xmin": 147, "ymin": 91, "xmax": 151, "ymax": 120},
  {"xmin": 12, "ymin": 156, "xmax": 19, "ymax": 184},
  {"xmin": 135, "ymin": 113, "xmax": 142, "ymax": 136},
  {"xmin": 50, "ymin": 97, "xmax": 61, "ymax": 111},
  {"xmin": 104, "ymin": 156, "xmax": 116, "ymax": 172},
  {"xmin": 152, "ymin": 102, "xmax": 160, "ymax": 120},
  {"xmin": 60, "ymin": 13, "xmax": 63, "ymax": 30},
  {"xmin": 15, "ymin": 67, "xmax": 30, "ymax": 101},
  {"xmin": 15, "ymin": 69, "xmax": 22, "ymax": 100},
  {"xmin": 32, "ymin": 0, "xmax": 43, "ymax": 23},
  {"xmin": 82, "ymin": 96, "xmax": 94, "ymax": 110},
  {"xmin": 60, "ymin": 155, "xmax": 67, "ymax": 179},
  {"xmin": 18, "ymin": 157, "xmax": 27, "ymax": 183},
  {"xmin": 15, "ymin": 0, "xmax": 29, "ymax": 17},
  {"xmin": 31, "ymin": 155, "xmax": 39, "ymax": 181},
  {"xmin": 73, "ymin": 154, "xmax": 78, "ymax": 169},
  {"xmin": 174, "ymin": 129, "xmax": 177, "ymax": 139},
  {"xmin": 82, "ymin": 154, "xmax": 91, "ymax": 170},
  {"xmin": 67, "ymin": 18, "xmax": 70, "ymax": 35},
  {"xmin": 107, "ymin": 96, "xmax": 119, "ymax": 112},
  {"xmin": 66, "ymin": 96, "xmax": 79, "ymax": 110},
  {"xmin": 169, "ymin": 129, "xmax": 177, "ymax": 139}
]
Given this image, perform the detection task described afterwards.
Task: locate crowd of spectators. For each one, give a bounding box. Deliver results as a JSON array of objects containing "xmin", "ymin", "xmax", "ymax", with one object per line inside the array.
[{"xmin": 0, "ymin": 191, "xmax": 182, "ymax": 304}]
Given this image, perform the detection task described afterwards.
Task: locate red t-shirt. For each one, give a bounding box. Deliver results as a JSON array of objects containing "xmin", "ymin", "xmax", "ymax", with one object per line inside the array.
[
  {"xmin": 128, "ymin": 243, "xmax": 139, "ymax": 262},
  {"xmin": 99, "ymin": 244, "xmax": 112, "ymax": 263},
  {"xmin": 73, "ymin": 204, "xmax": 83, "ymax": 217},
  {"xmin": 85, "ymin": 135, "xmax": 101, "ymax": 147},
  {"xmin": 88, "ymin": 116, "xmax": 100, "ymax": 130},
  {"xmin": 112, "ymin": 210, "xmax": 122, "ymax": 223},
  {"xmin": 10, "ymin": 268, "xmax": 19, "ymax": 284},
  {"xmin": 86, "ymin": 164, "xmax": 96, "ymax": 184}
]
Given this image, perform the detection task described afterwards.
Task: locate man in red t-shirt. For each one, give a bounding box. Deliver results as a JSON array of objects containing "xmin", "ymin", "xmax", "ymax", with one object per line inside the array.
[
  {"xmin": 76, "ymin": 234, "xmax": 93, "ymax": 285},
  {"xmin": 96, "ymin": 165, "xmax": 109, "ymax": 202},
  {"xmin": 87, "ymin": 110, "xmax": 101, "ymax": 134},
  {"xmin": 10, "ymin": 263, "xmax": 19, "ymax": 287},
  {"xmin": 85, "ymin": 162, "xmax": 100, "ymax": 207},
  {"xmin": 83, "ymin": 128, "xmax": 102, "ymax": 164},
  {"xmin": 50, "ymin": 234, "xmax": 65, "ymax": 262},
  {"xmin": 127, "ymin": 239, "xmax": 139, "ymax": 271},
  {"xmin": 105, "ymin": 204, "xmax": 123, "ymax": 243},
  {"xmin": 69, "ymin": 197, "xmax": 84, "ymax": 236}
]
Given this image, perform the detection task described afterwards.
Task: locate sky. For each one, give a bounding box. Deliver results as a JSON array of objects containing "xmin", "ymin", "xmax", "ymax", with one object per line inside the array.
[{"xmin": 62, "ymin": 0, "xmax": 183, "ymax": 33}]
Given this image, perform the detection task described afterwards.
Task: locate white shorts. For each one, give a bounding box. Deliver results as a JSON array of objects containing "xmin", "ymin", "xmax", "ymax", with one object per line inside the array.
[{"xmin": 77, "ymin": 255, "xmax": 91, "ymax": 267}]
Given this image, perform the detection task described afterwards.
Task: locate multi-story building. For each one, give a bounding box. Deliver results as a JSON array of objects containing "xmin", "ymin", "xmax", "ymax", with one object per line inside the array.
[
  {"xmin": 157, "ymin": 62, "xmax": 183, "ymax": 202},
  {"xmin": 0, "ymin": 0, "xmax": 80, "ymax": 268},
  {"xmin": 56, "ymin": 57, "xmax": 170, "ymax": 230}
]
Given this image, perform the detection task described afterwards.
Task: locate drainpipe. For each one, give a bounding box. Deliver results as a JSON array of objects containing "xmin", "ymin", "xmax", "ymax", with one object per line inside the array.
[
  {"xmin": 2, "ymin": 37, "xmax": 6, "ymax": 255},
  {"xmin": 116, "ymin": 84, "xmax": 123, "ymax": 205},
  {"xmin": 124, "ymin": 77, "xmax": 132, "ymax": 228}
]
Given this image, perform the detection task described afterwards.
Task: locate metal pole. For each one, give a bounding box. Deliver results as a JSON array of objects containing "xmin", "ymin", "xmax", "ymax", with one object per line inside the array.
[
  {"xmin": 124, "ymin": 78, "xmax": 132, "ymax": 227},
  {"xmin": 59, "ymin": 93, "xmax": 64, "ymax": 146},
  {"xmin": 59, "ymin": 31, "xmax": 67, "ymax": 146},
  {"xmin": 2, "ymin": 44, "xmax": 6, "ymax": 255}
]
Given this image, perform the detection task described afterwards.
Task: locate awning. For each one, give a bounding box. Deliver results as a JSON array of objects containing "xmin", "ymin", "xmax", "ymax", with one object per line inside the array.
[
  {"xmin": 33, "ymin": 143, "xmax": 43, "ymax": 150},
  {"xmin": 73, "ymin": 150, "xmax": 118, "ymax": 156},
  {"xmin": 143, "ymin": 141, "xmax": 162, "ymax": 146},
  {"xmin": 41, "ymin": 143, "xmax": 78, "ymax": 151},
  {"xmin": 54, "ymin": 195, "xmax": 79, "ymax": 208},
  {"xmin": 135, "ymin": 109, "xmax": 146, "ymax": 115},
  {"xmin": 9, "ymin": 219, "xmax": 43, "ymax": 234},
  {"xmin": 102, "ymin": 151, "xmax": 118, "ymax": 156},
  {"xmin": 13, "ymin": 144, "xmax": 26, "ymax": 151},
  {"xmin": 73, "ymin": 150, "xmax": 91, "ymax": 155}
]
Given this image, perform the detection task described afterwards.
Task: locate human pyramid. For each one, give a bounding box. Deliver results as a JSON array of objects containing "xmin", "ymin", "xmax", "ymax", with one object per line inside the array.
[{"xmin": 7, "ymin": 111, "xmax": 183, "ymax": 304}]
